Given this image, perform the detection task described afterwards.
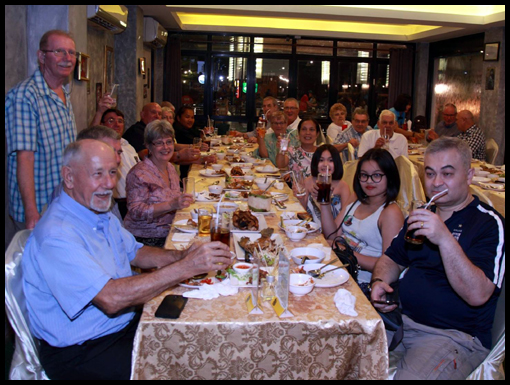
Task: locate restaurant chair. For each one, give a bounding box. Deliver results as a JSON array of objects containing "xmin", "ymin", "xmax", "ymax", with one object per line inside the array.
[
  {"xmin": 466, "ymin": 278, "xmax": 505, "ymax": 380},
  {"xmin": 346, "ymin": 143, "xmax": 355, "ymax": 161},
  {"xmin": 326, "ymin": 135, "xmax": 335, "ymax": 145},
  {"xmin": 5, "ymin": 230, "xmax": 49, "ymax": 380},
  {"xmin": 394, "ymin": 156, "xmax": 426, "ymax": 217},
  {"xmin": 485, "ymin": 138, "xmax": 499, "ymax": 164},
  {"xmin": 342, "ymin": 159, "xmax": 359, "ymax": 194}
]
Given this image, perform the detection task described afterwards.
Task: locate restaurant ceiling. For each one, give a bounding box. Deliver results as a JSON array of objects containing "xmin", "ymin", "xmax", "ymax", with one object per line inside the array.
[{"xmin": 138, "ymin": 5, "xmax": 505, "ymax": 42}]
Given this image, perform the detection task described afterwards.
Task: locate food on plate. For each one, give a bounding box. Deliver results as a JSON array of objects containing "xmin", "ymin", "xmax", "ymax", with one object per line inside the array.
[
  {"xmin": 248, "ymin": 189, "xmax": 272, "ymax": 212},
  {"xmin": 297, "ymin": 212, "xmax": 312, "ymax": 221},
  {"xmin": 238, "ymin": 228, "xmax": 281, "ymax": 267},
  {"xmin": 230, "ymin": 166, "xmax": 245, "ymax": 176},
  {"xmin": 232, "ymin": 210, "xmax": 259, "ymax": 231},
  {"xmin": 225, "ymin": 176, "xmax": 253, "ymax": 190}
]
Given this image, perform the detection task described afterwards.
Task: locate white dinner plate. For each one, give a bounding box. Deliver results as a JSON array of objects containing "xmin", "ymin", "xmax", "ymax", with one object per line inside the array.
[
  {"xmin": 472, "ymin": 176, "xmax": 492, "ymax": 185},
  {"xmin": 173, "ymin": 219, "xmax": 198, "ymax": 234},
  {"xmin": 279, "ymin": 219, "xmax": 320, "ymax": 233},
  {"xmin": 195, "ymin": 191, "xmax": 220, "ymax": 202},
  {"xmin": 233, "ymin": 233, "xmax": 286, "ymax": 261},
  {"xmin": 296, "ymin": 263, "xmax": 349, "ymax": 288},
  {"xmin": 479, "ymin": 182, "xmax": 505, "ymax": 192},
  {"xmin": 179, "ymin": 272, "xmax": 221, "ymax": 288},
  {"xmin": 255, "ymin": 166, "xmax": 280, "ymax": 174},
  {"xmin": 199, "ymin": 169, "xmax": 225, "ymax": 178}
]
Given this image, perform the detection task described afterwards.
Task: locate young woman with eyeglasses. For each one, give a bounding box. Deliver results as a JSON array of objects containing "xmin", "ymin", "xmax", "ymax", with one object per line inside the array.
[{"xmin": 321, "ymin": 148, "xmax": 404, "ymax": 284}]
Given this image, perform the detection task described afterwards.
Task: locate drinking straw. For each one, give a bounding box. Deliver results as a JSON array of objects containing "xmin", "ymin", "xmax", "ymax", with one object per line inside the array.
[{"xmin": 216, "ymin": 192, "xmax": 225, "ymax": 227}]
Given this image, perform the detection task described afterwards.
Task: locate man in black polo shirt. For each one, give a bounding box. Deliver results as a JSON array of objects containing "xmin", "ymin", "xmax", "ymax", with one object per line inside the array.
[{"xmin": 371, "ymin": 137, "xmax": 505, "ymax": 380}]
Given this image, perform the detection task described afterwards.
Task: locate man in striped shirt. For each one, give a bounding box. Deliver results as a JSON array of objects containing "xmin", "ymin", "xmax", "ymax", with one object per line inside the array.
[{"xmin": 5, "ymin": 30, "xmax": 77, "ymax": 230}]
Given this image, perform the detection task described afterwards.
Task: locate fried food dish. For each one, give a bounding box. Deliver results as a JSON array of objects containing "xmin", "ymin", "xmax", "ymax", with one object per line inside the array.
[
  {"xmin": 232, "ymin": 209, "xmax": 259, "ymax": 231},
  {"xmin": 230, "ymin": 166, "xmax": 245, "ymax": 176},
  {"xmin": 238, "ymin": 228, "xmax": 275, "ymax": 255}
]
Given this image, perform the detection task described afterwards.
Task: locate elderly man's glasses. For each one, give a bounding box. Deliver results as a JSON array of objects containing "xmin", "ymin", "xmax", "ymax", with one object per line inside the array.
[
  {"xmin": 359, "ymin": 173, "xmax": 385, "ymax": 183},
  {"xmin": 41, "ymin": 49, "xmax": 79, "ymax": 58}
]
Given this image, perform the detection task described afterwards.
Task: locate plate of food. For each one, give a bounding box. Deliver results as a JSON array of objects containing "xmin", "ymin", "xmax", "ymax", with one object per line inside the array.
[
  {"xmin": 293, "ymin": 263, "xmax": 349, "ymax": 288},
  {"xmin": 233, "ymin": 229, "xmax": 285, "ymax": 264},
  {"xmin": 224, "ymin": 191, "xmax": 249, "ymax": 200},
  {"xmin": 199, "ymin": 169, "xmax": 227, "ymax": 178},
  {"xmin": 279, "ymin": 219, "xmax": 320, "ymax": 233},
  {"xmin": 173, "ymin": 219, "xmax": 199, "ymax": 233},
  {"xmin": 255, "ymin": 165, "xmax": 280, "ymax": 174},
  {"xmin": 195, "ymin": 191, "xmax": 221, "ymax": 202},
  {"xmin": 479, "ymin": 182, "xmax": 505, "ymax": 192},
  {"xmin": 231, "ymin": 210, "xmax": 267, "ymax": 233},
  {"xmin": 179, "ymin": 271, "xmax": 225, "ymax": 288}
]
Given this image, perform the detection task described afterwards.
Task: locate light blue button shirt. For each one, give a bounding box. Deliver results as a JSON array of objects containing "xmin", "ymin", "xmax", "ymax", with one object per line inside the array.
[{"xmin": 22, "ymin": 192, "xmax": 143, "ymax": 347}]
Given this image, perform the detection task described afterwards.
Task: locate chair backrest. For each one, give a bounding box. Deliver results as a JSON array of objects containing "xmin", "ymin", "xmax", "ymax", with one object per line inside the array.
[
  {"xmin": 492, "ymin": 278, "xmax": 505, "ymax": 347},
  {"xmin": 5, "ymin": 229, "xmax": 49, "ymax": 380},
  {"xmin": 342, "ymin": 159, "xmax": 359, "ymax": 194},
  {"xmin": 486, "ymin": 138, "xmax": 499, "ymax": 164},
  {"xmin": 394, "ymin": 156, "xmax": 427, "ymax": 217},
  {"xmin": 346, "ymin": 143, "xmax": 355, "ymax": 161}
]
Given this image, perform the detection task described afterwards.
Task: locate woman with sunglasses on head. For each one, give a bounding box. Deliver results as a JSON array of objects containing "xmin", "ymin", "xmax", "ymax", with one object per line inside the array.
[{"xmin": 321, "ymin": 148, "xmax": 404, "ymax": 284}]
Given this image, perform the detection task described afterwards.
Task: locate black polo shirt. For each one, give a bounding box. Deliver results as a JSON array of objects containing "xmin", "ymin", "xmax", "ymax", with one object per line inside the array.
[
  {"xmin": 123, "ymin": 121, "xmax": 146, "ymax": 153},
  {"xmin": 386, "ymin": 196, "xmax": 505, "ymax": 349}
]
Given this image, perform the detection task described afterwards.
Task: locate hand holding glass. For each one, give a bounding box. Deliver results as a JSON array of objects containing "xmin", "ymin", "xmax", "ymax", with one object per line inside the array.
[
  {"xmin": 404, "ymin": 200, "xmax": 427, "ymax": 244},
  {"xmin": 317, "ymin": 173, "xmax": 332, "ymax": 203}
]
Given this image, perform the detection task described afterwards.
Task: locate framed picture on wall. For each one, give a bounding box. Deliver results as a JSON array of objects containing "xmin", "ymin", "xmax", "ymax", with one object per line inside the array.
[
  {"xmin": 483, "ymin": 42, "xmax": 500, "ymax": 61},
  {"xmin": 104, "ymin": 46, "xmax": 114, "ymax": 88},
  {"xmin": 76, "ymin": 53, "xmax": 90, "ymax": 81}
]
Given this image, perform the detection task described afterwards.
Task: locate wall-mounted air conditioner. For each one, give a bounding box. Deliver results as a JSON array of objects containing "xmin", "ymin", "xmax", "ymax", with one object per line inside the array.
[
  {"xmin": 87, "ymin": 5, "xmax": 128, "ymax": 34},
  {"xmin": 144, "ymin": 17, "xmax": 168, "ymax": 49}
]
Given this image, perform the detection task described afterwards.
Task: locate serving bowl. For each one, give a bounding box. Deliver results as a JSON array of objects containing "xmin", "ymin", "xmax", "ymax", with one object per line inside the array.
[
  {"xmin": 208, "ymin": 185, "xmax": 224, "ymax": 195},
  {"xmin": 289, "ymin": 274, "xmax": 315, "ymax": 296},
  {"xmin": 289, "ymin": 247, "xmax": 326, "ymax": 265},
  {"xmin": 254, "ymin": 177, "xmax": 275, "ymax": 190},
  {"xmin": 211, "ymin": 164, "xmax": 223, "ymax": 172},
  {"xmin": 285, "ymin": 226, "xmax": 308, "ymax": 241}
]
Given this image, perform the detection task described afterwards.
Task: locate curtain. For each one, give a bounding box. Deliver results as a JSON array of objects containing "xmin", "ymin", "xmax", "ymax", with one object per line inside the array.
[
  {"xmin": 388, "ymin": 48, "xmax": 414, "ymax": 108},
  {"xmin": 165, "ymin": 35, "xmax": 182, "ymax": 110}
]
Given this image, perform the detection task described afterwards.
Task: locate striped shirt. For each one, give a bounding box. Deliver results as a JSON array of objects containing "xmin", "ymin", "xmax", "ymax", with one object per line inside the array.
[{"xmin": 5, "ymin": 68, "xmax": 76, "ymax": 222}]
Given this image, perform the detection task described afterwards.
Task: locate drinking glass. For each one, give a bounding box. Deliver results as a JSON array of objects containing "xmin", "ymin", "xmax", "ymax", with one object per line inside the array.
[
  {"xmin": 292, "ymin": 171, "xmax": 307, "ymax": 197},
  {"xmin": 183, "ymin": 177, "xmax": 195, "ymax": 203},
  {"xmin": 404, "ymin": 200, "xmax": 427, "ymax": 245},
  {"xmin": 108, "ymin": 84, "xmax": 119, "ymax": 108},
  {"xmin": 279, "ymin": 136, "xmax": 290, "ymax": 153},
  {"xmin": 317, "ymin": 173, "xmax": 332, "ymax": 203},
  {"xmin": 193, "ymin": 137, "xmax": 202, "ymax": 150},
  {"xmin": 211, "ymin": 213, "xmax": 231, "ymax": 247},
  {"xmin": 197, "ymin": 208, "xmax": 212, "ymax": 237}
]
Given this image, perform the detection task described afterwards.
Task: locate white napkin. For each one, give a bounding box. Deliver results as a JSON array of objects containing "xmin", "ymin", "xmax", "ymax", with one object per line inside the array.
[
  {"xmin": 172, "ymin": 233, "xmax": 196, "ymax": 243},
  {"xmin": 334, "ymin": 288, "xmax": 358, "ymax": 317},
  {"xmin": 182, "ymin": 279, "xmax": 238, "ymax": 300}
]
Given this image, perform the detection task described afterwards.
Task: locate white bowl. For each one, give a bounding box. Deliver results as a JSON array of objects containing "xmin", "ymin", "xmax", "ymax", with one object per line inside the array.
[
  {"xmin": 217, "ymin": 202, "xmax": 239, "ymax": 213},
  {"xmin": 227, "ymin": 190, "xmax": 241, "ymax": 198},
  {"xmin": 208, "ymin": 185, "xmax": 224, "ymax": 195},
  {"xmin": 289, "ymin": 274, "xmax": 315, "ymax": 296},
  {"xmin": 243, "ymin": 175, "xmax": 255, "ymax": 182},
  {"xmin": 190, "ymin": 209, "xmax": 199, "ymax": 221},
  {"xmin": 211, "ymin": 164, "xmax": 223, "ymax": 172},
  {"xmin": 285, "ymin": 226, "xmax": 308, "ymax": 241},
  {"xmin": 254, "ymin": 177, "xmax": 275, "ymax": 190},
  {"xmin": 216, "ymin": 152, "xmax": 226, "ymax": 160},
  {"xmin": 289, "ymin": 247, "xmax": 326, "ymax": 265},
  {"xmin": 232, "ymin": 262, "xmax": 253, "ymax": 283}
]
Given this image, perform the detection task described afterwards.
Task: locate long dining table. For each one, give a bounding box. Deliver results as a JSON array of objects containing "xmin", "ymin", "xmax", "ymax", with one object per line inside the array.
[{"xmin": 130, "ymin": 142, "xmax": 389, "ymax": 380}]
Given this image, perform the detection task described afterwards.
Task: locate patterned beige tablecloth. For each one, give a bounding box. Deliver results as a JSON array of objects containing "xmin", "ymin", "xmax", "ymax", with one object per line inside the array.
[{"xmin": 130, "ymin": 156, "xmax": 389, "ymax": 380}]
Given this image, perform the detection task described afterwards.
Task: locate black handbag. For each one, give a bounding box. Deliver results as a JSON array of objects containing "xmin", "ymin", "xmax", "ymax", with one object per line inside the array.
[{"xmin": 331, "ymin": 236, "xmax": 359, "ymax": 282}]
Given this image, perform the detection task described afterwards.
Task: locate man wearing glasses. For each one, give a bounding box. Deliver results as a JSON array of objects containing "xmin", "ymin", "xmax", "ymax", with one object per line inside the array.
[
  {"xmin": 6, "ymin": 30, "xmax": 78, "ymax": 231},
  {"xmin": 333, "ymin": 107, "xmax": 372, "ymax": 160},
  {"xmin": 427, "ymin": 103, "xmax": 461, "ymax": 141}
]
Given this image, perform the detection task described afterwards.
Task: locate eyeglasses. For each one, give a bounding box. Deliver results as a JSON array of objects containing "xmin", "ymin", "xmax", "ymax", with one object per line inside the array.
[
  {"xmin": 359, "ymin": 173, "xmax": 385, "ymax": 183},
  {"xmin": 41, "ymin": 49, "xmax": 79, "ymax": 58},
  {"xmin": 443, "ymin": 113, "xmax": 456, "ymax": 117},
  {"xmin": 353, "ymin": 119, "xmax": 368, "ymax": 124},
  {"xmin": 105, "ymin": 118, "xmax": 125, "ymax": 125},
  {"xmin": 152, "ymin": 140, "xmax": 174, "ymax": 148}
]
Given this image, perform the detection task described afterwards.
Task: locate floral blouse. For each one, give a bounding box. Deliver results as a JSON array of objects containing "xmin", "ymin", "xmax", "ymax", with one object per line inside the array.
[
  {"xmin": 124, "ymin": 157, "xmax": 181, "ymax": 238},
  {"xmin": 287, "ymin": 146, "xmax": 315, "ymax": 178}
]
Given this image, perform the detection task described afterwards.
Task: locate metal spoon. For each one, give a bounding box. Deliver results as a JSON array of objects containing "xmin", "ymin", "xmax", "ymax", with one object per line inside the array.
[
  {"xmin": 317, "ymin": 264, "xmax": 349, "ymax": 279},
  {"xmin": 307, "ymin": 259, "xmax": 337, "ymax": 278},
  {"xmin": 261, "ymin": 180, "xmax": 277, "ymax": 194}
]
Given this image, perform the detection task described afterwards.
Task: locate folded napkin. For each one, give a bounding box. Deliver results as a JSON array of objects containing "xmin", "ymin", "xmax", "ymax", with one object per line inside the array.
[
  {"xmin": 172, "ymin": 233, "xmax": 196, "ymax": 243},
  {"xmin": 334, "ymin": 288, "xmax": 358, "ymax": 317},
  {"xmin": 183, "ymin": 279, "xmax": 238, "ymax": 300}
]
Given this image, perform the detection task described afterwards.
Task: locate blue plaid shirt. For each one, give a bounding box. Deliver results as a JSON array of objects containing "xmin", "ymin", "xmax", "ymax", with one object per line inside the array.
[{"xmin": 5, "ymin": 68, "xmax": 76, "ymax": 222}]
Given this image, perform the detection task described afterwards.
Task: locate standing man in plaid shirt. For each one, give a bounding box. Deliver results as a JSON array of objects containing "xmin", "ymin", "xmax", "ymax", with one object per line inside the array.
[
  {"xmin": 5, "ymin": 30, "xmax": 77, "ymax": 230},
  {"xmin": 456, "ymin": 110, "xmax": 486, "ymax": 162}
]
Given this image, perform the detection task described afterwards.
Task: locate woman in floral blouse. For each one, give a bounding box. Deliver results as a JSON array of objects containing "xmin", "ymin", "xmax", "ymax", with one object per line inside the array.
[
  {"xmin": 276, "ymin": 118, "xmax": 320, "ymax": 178},
  {"xmin": 124, "ymin": 120, "xmax": 194, "ymax": 247}
]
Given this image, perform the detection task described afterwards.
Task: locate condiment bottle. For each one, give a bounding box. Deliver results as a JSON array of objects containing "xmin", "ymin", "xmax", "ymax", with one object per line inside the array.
[{"xmin": 261, "ymin": 275, "xmax": 275, "ymax": 301}]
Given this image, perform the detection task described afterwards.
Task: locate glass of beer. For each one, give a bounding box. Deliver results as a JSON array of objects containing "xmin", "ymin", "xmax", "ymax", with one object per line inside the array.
[
  {"xmin": 198, "ymin": 208, "xmax": 213, "ymax": 237},
  {"xmin": 404, "ymin": 200, "xmax": 427, "ymax": 245},
  {"xmin": 317, "ymin": 173, "xmax": 332, "ymax": 203},
  {"xmin": 211, "ymin": 213, "xmax": 231, "ymax": 247}
]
